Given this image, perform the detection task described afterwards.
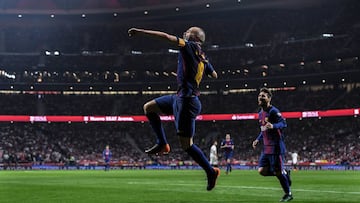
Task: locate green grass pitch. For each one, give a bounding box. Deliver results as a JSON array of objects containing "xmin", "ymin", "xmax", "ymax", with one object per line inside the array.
[{"xmin": 0, "ymin": 169, "xmax": 359, "ymax": 203}]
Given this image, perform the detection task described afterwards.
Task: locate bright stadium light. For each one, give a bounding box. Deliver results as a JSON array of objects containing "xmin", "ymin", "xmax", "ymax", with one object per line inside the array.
[
  {"xmin": 322, "ymin": 33, "xmax": 334, "ymax": 38},
  {"xmin": 245, "ymin": 43, "xmax": 254, "ymax": 48},
  {"xmin": 168, "ymin": 49, "xmax": 179, "ymax": 53},
  {"xmin": 131, "ymin": 50, "xmax": 142, "ymax": 55}
]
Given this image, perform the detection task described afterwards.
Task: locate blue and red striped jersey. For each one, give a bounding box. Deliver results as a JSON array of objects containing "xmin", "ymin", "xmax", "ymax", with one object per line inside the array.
[
  {"xmin": 102, "ymin": 149, "xmax": 112, "ymax": 160},
  {"xmin": 256, "ymin": 105, "xmax": 287, "ymax": 155},
  {"xmin": 176, "ymin": 38, "xmax": 215, "ymax": 97},
  {"xmin": 221, "ymin": 139, "xmax": 234, "ymax": 154}
]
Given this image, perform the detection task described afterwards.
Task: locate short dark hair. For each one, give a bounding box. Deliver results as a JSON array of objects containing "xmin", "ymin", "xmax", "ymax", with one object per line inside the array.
[{"xmin": 260, "ymin": 87, "xmax": 272, "ymax": 98}]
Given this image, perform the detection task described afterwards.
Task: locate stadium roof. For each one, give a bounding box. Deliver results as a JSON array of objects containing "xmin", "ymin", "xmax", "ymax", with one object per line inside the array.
[{"xmin": 0, "ymin": 0, "xmax": 350, "ymax": 15}]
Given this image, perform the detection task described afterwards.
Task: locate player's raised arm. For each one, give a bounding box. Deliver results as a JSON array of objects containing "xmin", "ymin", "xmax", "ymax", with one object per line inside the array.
[
  {"xmin": 204, "ymin": 59, "xmax": 217, "ymax": 79},
  {"xmin": 209, "ymin": 68, "xmax": 218, "ymax": 79},
  {"xmin": 128, "ymin": 28, "xmax": 178, "ymax": 45}
]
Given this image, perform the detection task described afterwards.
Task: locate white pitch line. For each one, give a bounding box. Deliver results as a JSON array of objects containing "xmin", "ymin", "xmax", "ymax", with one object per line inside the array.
[
  {"xmin": 127, "ymin": 181, "xmax": 360, "ymax": 195},
  {"xmin": 222, "ymin": 185, "xmax": 360, "ymax": 195}
]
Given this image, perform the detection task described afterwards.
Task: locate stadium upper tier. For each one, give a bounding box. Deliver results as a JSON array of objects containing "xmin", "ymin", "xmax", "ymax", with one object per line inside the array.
[
  {"xmin": 0, "ymin": 0, "xmax": 359, "ymax": 89},
  {"xmin": 0, "ymin": 87, "xmax": 358, "ymax": 115}
]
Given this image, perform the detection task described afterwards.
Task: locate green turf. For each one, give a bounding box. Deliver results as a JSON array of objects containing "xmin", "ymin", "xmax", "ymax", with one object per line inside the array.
[{"xmin": 0, "ymin": 169, "xmax": 359, "ymax": 203}]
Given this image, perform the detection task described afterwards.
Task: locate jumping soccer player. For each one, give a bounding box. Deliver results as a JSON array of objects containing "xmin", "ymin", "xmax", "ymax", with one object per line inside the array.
[
  {"xmin": 252, "ymin": 87, "xmax": 293, "ymax": 202},
  {"xmin": 128, "ymin": 26, "xmax": 220, "ymax": 191},
  {"xmin": 220, "ymin": 133, "xmax": 234, "ymax": 174}
]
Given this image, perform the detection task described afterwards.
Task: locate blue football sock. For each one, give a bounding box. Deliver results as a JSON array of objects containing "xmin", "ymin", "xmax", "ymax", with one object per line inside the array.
[
  {"xmin": 277, "ymin": 173, "xmax": 291, "ymax": 194},
  {"xmin": 186, "ymin": 144, "xmax": 214, "ymax": 175},
  {"xmin": 146, "ymin": 112, "xmax": 167, "ymax": 144}
]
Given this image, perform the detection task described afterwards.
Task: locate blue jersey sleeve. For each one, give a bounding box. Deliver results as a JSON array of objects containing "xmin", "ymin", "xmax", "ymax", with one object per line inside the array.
[
  {"xmin": 205, "ymin": 61, "xmax": 215, "ymax": 76},
  {"xmin": 270, "ymin": 107, "xmax": 287, "ymax": 129}
]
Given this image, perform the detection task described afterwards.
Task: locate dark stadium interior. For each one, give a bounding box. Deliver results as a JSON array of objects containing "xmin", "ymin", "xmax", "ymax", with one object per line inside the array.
[{"xmin": 0, "ymin": 0, "xmax": 359, "ymax": 169}]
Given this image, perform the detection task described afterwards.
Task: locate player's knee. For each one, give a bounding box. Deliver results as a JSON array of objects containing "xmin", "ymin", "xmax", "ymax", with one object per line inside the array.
[
  {"xmin": 143, "ymin": 102, "xmax": 151, "ymax": 114},
  {"xmin": 258, "ymin": 167, "xmax": 271, "ymax": 176},
  {"xmin": 143, "ymin": 104, "xmax": 147, "ymax": 113},
  {"xmin": 258, "ymin": 168, "xmax": 266, "ymax": 176},
  {"xmin": 143, "ymin": 100, "xmax": 158, "ymax": 114}
]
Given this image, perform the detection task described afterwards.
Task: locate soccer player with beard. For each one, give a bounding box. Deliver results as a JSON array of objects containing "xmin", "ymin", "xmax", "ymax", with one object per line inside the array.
[
  {"xmin": 128, "ymin": 26, "xmax": 220, "ymax": 191},
  {"xmin": 252, "ymin": 88, "xmax": 293, "ymax": 202}
]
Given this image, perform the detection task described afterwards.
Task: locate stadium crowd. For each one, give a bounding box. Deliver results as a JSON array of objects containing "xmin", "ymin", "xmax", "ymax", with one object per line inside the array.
[
  {"xmin": 0, "ymin": 0, "xmax": 359, "ymax": 83},
  {"xmin": 0, "ymin": 88, "xmax": 359, "ymax": 169},
  {"xmin": 0, "ymin": 85, "xmax": 359, "ymax": 115}
]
